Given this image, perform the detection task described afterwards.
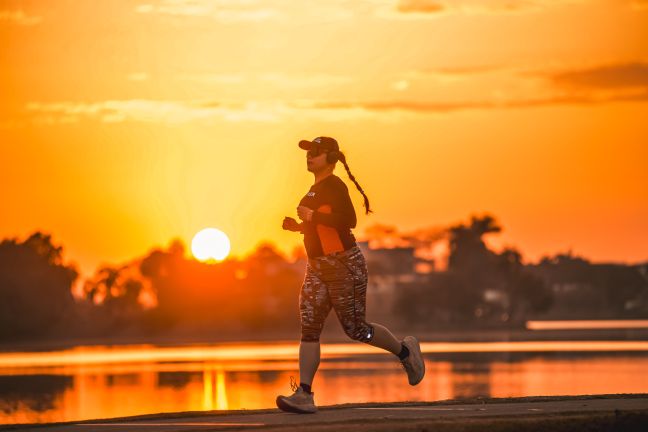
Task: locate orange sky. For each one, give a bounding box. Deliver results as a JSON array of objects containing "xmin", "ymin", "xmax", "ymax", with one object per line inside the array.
[{"xmin": 1, "ymin": 0, "xmax": 647, "ymax": 280}]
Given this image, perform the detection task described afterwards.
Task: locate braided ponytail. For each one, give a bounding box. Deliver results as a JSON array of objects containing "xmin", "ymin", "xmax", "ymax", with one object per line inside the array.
[{"xmin": 338, "ymin": 151, "xmax": 373, "ymax": 215}]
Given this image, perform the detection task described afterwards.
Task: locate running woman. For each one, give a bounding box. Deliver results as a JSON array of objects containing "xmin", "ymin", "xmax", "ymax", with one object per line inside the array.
[{"xmin": 276, "ymin": 136, "xmax": 425, "ymax": 414}]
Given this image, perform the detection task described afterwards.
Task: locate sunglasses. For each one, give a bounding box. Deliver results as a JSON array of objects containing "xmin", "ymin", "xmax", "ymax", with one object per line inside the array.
[{"xmin": 306, "ymin": 147, "xmax": 328, "ymax": 158}]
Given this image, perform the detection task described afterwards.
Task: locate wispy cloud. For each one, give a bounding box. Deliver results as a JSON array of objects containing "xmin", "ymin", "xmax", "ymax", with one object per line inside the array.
[
  {"xmin": 396, "ymin": 65, "xmax": 506, "ymax": 85},
  {"xmin": 396, "ymin": 0, "xmax": 444, "ymax": 14},
  {"xmin": 0, "ymin": 9, "xmax": 42, "ymax": 26},
  {"xmin": 135, "ymin": 0, "xmax": 285, "ymax": 23},
  {"xmin": 387, "ymin": 64, "xmax": 537, "ymax": 103},
  {"xmin": 19, "ymin": 88, "xmax": 648, "ymax": 128},
  {"xmin": 307, "ymin": 61, "xmax": 648, "ymax": 112},
  {"xmin": 21, "ymin": 97, "xmax": 385, "ymax": 126},
  {"xmin": 133, "ymin": 0, "xmax": 592, "ymax": 24},
  {"xmin": 531, "ymin": 61, "xmax": 648, "ymax": 90},
  {"xmin": 293, "ymin": 90, "xmax": 648, "ymax": 113},
  {"xmin": 15, "ymin": 61, "xmax": 648, "ymax": 128},
  {"xmin": 25, "ymin": 99, "xmax": 286, "ymax": 124},
  {"xmin": 376, "ymin": 0, "xmax": 587, "ymax": 19},
  {"xmin": 388, "ymin": 61, "xmax": 648, "ymax": 105}
]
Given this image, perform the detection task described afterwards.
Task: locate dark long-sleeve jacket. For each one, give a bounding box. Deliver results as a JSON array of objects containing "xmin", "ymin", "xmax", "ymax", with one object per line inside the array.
[{"xmin": 298, "ymin": 174, "xmax": 357, "ymax": 258}]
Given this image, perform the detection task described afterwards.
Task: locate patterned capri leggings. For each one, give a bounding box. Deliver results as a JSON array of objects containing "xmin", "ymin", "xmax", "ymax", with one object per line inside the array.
[{"xmin": 300, "ymin": 245, "xmax": 375, "ymax": 343}]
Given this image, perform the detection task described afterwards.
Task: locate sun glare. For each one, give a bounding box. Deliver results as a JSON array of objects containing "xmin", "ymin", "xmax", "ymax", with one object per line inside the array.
[{"xmin": 191, "ymin": 228, "xmax": 231, "ymax": 262}]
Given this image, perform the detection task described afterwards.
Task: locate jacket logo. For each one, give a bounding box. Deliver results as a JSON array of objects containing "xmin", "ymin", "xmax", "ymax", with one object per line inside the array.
[{"xmin": 306, "ymin": 191, "xmax": 316, "ymax": 197}]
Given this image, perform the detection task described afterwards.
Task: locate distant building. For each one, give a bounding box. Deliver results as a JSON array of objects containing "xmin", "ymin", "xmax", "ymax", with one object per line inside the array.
[
  {"xmin": 358, "ymin": 240, "xmax": 415, "ymax": 275},
  {"xmin": 526, "ymin": 258, "xmax": 648, "ymax": 318},
  {"xmin": 357, "ymin": 241, "xmax": 431, "ymax": 322}
]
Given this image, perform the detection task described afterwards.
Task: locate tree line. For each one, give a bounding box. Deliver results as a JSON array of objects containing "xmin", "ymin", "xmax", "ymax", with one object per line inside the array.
[{"xmin": 1, "ymin": 214, "xmax": 646, "ymax": 344}]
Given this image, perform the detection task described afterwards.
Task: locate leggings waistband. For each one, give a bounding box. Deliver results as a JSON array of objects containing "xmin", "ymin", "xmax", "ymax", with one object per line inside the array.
[{"xmin": 308, "ymin": 245, "xmax": 362, "ymax": 267}]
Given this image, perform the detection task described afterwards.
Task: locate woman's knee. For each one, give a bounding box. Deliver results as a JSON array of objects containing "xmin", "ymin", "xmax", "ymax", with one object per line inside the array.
[{"xmin": 345, "ymin": 322, "xmax": 374, "ymax": 343}]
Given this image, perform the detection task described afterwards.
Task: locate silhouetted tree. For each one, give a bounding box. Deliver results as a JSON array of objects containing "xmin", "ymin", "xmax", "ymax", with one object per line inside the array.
[
  {"xmin": 81, "ymin": 262, "xmax": 148, "ymax": 335},
  {"xmin": 447, "ymin": 214, "xmax": 501, "ymax": 271},
  {"xmin": 0, "ymin": 232, "xmax": 78, "ymax": 341},
  {"xmin": 394, "ymin": 214, "xmax": 553, "ymax": 327},
  {"xmin": 446, "ymin": 214, "xmax": 502, "ymax": 322},
  {"xmin": 495, "ymin": 247, "xmax": 552, "ymax": 323}
]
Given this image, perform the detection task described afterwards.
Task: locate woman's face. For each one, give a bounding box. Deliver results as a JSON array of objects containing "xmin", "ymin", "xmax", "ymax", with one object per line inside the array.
[{"xmin": 306, "ymin": 148, "xmax": 331, "ymax": 173}]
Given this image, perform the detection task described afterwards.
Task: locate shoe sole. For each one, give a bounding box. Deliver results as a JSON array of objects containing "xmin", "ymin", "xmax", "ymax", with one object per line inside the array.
[
  {"xmin": 276, "ymin": 396, "xmax": 317, "ymax": 414},
  {"xmin": 404, "ymin": 336, "xmax": 425, "ymax": 385}
]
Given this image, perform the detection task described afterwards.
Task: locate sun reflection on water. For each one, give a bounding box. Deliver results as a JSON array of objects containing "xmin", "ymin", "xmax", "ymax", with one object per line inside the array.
[{"xmin": 0, "ymin": 341, "xmax": 647, "ymax": 424}]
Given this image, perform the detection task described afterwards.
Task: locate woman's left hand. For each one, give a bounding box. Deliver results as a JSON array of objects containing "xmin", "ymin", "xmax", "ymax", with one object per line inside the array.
[{"xmin": 297, "ymin": 205, "xmax": 314, "ymax": 222}]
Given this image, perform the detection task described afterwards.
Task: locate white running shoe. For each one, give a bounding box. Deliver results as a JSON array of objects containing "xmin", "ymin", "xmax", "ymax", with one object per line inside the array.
[
  {"xmin": 400, "ymin": 335, "xmax": 425, "ymax": 385},
  {"xmin": 276, "ymin": 376, "xmax": 317, "ymax": 414}
]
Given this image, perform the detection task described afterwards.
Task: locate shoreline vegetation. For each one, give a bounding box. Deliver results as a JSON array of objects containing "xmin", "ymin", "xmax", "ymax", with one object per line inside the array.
[
  {"xmin": 3, "ymin": 218, "xmax": 647, "ymax": 359},
  {"xmin": 2, "ymin": 326, "xmax": 647, "ymax": 354}
]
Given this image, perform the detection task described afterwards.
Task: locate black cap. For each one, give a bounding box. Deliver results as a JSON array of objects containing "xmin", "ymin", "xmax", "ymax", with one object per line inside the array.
[{"xmin": 298, "ymin": 136, "xmax": 339, "ymax": 151}]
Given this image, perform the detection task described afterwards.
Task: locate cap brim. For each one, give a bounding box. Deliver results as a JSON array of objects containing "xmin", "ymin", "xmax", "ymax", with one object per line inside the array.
[{"xmin": 298, "ymin": 140, "xmax": 313, "ymax": 150}]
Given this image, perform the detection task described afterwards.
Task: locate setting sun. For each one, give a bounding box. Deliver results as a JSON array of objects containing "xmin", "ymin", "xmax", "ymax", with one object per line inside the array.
[{"xmin": 191, "ymin": 228, "xmax": 231, "ymax": 262}]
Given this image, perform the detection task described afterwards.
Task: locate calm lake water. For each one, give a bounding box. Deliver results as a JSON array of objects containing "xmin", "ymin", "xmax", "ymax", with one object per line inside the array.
[{"xmin": 1, "ymin": 340, "xmax": 647, "ymax": 425}]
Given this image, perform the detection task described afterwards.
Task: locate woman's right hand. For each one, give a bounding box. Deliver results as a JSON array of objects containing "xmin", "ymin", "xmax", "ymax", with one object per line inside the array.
[{"xmin": 282, "ymin": 216, "xmax": 301, "ymax": 232}]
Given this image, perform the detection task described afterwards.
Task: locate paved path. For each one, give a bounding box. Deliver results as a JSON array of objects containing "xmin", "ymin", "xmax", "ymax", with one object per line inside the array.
[{"xmin": 4, "ymin": 395, "xmax": 648, "ymax": 432}]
